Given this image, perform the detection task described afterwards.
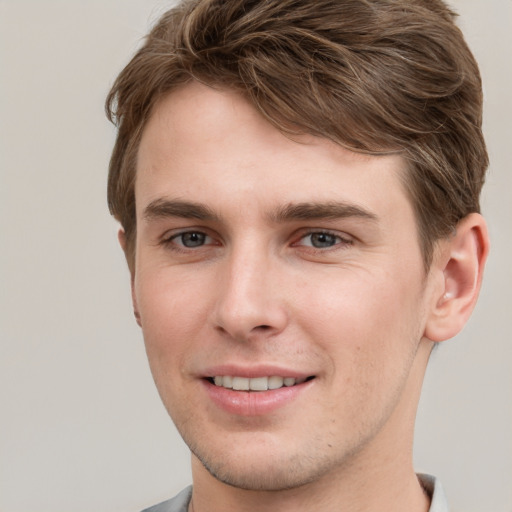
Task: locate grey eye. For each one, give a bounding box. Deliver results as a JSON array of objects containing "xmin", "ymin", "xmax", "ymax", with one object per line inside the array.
[
  {"xmin": 308, "ymin": 232, "xmax": 339, "ymax": 248},
  {"xmin": 178, "ymin": 232, "xmax": 207, "ymax": 247}
]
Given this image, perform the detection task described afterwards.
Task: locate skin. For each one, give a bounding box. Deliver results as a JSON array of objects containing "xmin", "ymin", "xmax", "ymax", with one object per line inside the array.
[{"xmin": 125, "ymin": 81, "xmax": 488, "ymax": 512}]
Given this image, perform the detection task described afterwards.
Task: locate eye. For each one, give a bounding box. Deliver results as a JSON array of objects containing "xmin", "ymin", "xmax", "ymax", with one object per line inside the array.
[
  {"xmin": 296, "ymin": 231, "xmax": 352, "ymax": 249},
  {"xmin": 168, "ymin": 231, "xmax": 213, "ymax": 248}
]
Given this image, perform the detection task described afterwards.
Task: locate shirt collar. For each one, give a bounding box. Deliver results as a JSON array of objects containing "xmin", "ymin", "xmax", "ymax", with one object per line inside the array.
[{"xmin": 418, "ymin": 473, "xmax": 449, "ymax": 512}]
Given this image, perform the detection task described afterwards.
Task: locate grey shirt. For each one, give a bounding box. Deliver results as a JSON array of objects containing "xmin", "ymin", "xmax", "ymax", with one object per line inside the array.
[
  {"xmin": 141, "ymin": 474, "xmax": 448, "ymax": 512},
  {"xmin": 141, "ymin": 486, "xmax": 192, "ymax": 512}
]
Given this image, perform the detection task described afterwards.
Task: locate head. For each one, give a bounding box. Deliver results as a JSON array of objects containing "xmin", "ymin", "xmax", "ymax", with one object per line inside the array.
[
  {"xmin": 106, "ymin": 0, "xmax": 488, "ymax": 275},
  {"xmin": 106, "ymin": 0, "xmax": 489, "ymax": 497}
]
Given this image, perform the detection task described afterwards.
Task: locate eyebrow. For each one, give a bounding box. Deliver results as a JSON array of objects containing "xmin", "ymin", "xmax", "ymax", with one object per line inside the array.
[
  {"xmin": 142, "ymin": 198, "xmax": 378, "ymax": 224},
  {"xmin": 143, "ymin": 198, "xmax": 220, "ymax": 222},
  {"xmin": 268, "ymin": 201, "xmax": 378, "ymax": 223}
]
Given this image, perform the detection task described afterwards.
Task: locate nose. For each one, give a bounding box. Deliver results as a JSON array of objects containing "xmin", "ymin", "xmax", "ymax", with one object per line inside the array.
[{"xmin": 212, "ymin": 243, "xmax": 288, "ymax": 342}]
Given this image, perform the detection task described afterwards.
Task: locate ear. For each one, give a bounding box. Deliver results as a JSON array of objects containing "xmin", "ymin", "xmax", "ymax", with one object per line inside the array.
[
  {"xmin": 118, "ymin": 228, "xmax": 142, "ymax": 327},
  {"xmin": 424, "ymin": 213, "xmax": 489, "ymax": 342}
]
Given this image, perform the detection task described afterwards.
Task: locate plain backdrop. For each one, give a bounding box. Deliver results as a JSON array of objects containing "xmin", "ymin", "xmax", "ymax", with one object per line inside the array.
[{"xmin": 0, "ymin": 1, "xmax": 511, "ymax": 511}]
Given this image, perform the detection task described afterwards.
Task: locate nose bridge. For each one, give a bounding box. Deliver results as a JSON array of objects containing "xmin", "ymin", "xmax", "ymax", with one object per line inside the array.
[{"xmin": 213, "ymin": 237, "xmax": 287, "ymax": 341}]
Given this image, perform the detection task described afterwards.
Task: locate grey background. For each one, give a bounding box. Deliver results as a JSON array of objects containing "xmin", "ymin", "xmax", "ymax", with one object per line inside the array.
[{"xmin": 0, "ymin": 1, "xmax": 510, "ymax": 511}]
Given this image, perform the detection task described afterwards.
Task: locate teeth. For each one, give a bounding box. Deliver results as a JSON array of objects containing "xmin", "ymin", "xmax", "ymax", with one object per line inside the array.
[
  {"xmin": 232, "ymin": 376, "xmax": 250, "ymax": 391},
  {"xmin": 211, "ymin": 375, "xmax": 308, "ymax": 391},
  {"xmin": 249, "ymin": 376, "xmax": 269, "ymax": 391},
  {"xmin": 268, "ymin": 376, "xmax": 284, "ymax": 389},
  {"xmin": 222, "ymin": 376, "xmax": 233, "ymax": 388}
]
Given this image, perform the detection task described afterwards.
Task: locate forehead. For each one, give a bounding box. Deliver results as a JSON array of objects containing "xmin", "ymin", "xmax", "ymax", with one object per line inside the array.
[{"xmin": 136, "ymin": 81, "xmax": 412, "ymax": 224}]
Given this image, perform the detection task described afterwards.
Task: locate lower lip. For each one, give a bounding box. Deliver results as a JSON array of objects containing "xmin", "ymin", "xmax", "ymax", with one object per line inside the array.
[{"xmin": 202, "ymin": 379, "xmax": 313, "ymax": 416}]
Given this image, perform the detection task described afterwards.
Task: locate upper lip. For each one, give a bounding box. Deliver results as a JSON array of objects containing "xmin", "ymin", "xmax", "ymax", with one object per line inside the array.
[{"xmin": 200, "ymin": 364, "xmax": 313, "ymax": 379}]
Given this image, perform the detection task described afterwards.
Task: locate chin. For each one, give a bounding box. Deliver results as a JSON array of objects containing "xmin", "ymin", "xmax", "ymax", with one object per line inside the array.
[
  {"xmin": 198, "ymin": 455, "xmax": 321, "ymax": 491},
  {"xmin": 189, "ymin": 437, "xmax": 340, "ymax": 492}
]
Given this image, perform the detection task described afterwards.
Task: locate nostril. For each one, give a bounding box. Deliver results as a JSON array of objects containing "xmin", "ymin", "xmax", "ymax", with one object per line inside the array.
[{"xmin": 255, "ymin": 325, "xmax": 271, "ymax": 330}]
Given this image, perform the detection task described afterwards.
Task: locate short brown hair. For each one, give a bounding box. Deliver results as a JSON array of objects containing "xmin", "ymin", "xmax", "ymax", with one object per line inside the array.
[{"xmin": 106, "ymin": 0, "xmax": 488, "ymax": 272}]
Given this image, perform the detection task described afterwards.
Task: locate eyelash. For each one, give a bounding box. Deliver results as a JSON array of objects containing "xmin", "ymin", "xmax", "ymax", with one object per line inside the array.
[
  {"xmin": 161, "ymin": 230, "xmax": 216, "ymax": 252},
  {"xmin": 160, "ymin": 228, "xmax": 353, "ymax": 254},
  {"xmin": 294, "ymin": 230, "xmax": 353, "ymax": 251}
]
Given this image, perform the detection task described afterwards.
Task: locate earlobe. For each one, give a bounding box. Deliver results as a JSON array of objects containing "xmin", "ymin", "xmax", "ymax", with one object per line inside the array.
[
  {"xmin": 118, "ymin": 228, "xmax": 142, "ymax": 327},
  {"xmin": 424, "ymin": 213, "xmax": 489, "ymax": 343},
  {"xmin": 118, "ymin": 228, "xmax": 127, "ymax": 252},
  {"xmin": 131, "ymin": 283, "xmax": 142, "ymax": 327}
]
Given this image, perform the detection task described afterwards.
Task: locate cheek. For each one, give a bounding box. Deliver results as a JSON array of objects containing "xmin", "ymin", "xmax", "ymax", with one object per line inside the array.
[
  {"xmin": 297, "ymin": 273, "xmax": 424, "ymax": 435},
  {"xmin": 137, "ymin": 264, "xmax": 210, "ymax": 322},
  {"xmin": 135, "ymin": 269, "xmax": 212, "ymax": 373},
  {"xmin": 297, "ymin": 268, "xmax": 424, "ymax": 377},
  {"xmin": 301, "ymin": 267, "xmax": 419, "ymax": 332}
]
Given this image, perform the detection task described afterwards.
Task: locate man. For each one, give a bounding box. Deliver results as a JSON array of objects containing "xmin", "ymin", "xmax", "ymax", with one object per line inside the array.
[{"xmin": 106, "ymin": 1, "xmax": 489, "ymax": 511}]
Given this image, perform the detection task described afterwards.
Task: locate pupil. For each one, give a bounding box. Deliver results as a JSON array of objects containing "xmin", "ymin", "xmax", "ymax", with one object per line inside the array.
[
  {"xmin": 182, "ymin": 232, "xmax": 205, "ymax": 247},
  {"xmin": 311, "ymin": 233, "xmax": 336, "ymax": 248}
]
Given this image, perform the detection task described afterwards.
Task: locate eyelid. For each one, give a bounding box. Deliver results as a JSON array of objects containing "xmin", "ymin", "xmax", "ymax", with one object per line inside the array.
[
  {"xmin": 156, "ymin": 226, "xmax": 353, "ymax": 252},
  {"xmin": 160, "ymin": 224, "xmax": 209, "ymax": 239},
  {"xmin": 159, "ymin": 227, "xmax": 219, "ymax": 248},
  {"xmin": 292, "ymin": 228, "xmax": 354, "ymax": 249}
]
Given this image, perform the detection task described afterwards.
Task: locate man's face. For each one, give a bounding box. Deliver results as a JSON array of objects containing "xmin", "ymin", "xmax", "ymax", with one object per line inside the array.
[{"xmin": 132, "ymin": 82, "xmax": 438, "ymax": 491}]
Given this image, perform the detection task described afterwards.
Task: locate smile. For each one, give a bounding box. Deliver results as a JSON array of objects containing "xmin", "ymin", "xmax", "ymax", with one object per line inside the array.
[{"xmin": 210, "ymin": 375, "xmax": 312, "ymax": 391}]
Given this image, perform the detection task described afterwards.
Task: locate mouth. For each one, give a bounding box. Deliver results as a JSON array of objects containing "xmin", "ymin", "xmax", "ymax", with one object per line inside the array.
[
  {"xmin": 202, "ymin": 371, "xmax": 316, "ymax": 416},
  {"xmin": 206, "ymin": 375, "xmax": 315, "ymax": 391}
]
